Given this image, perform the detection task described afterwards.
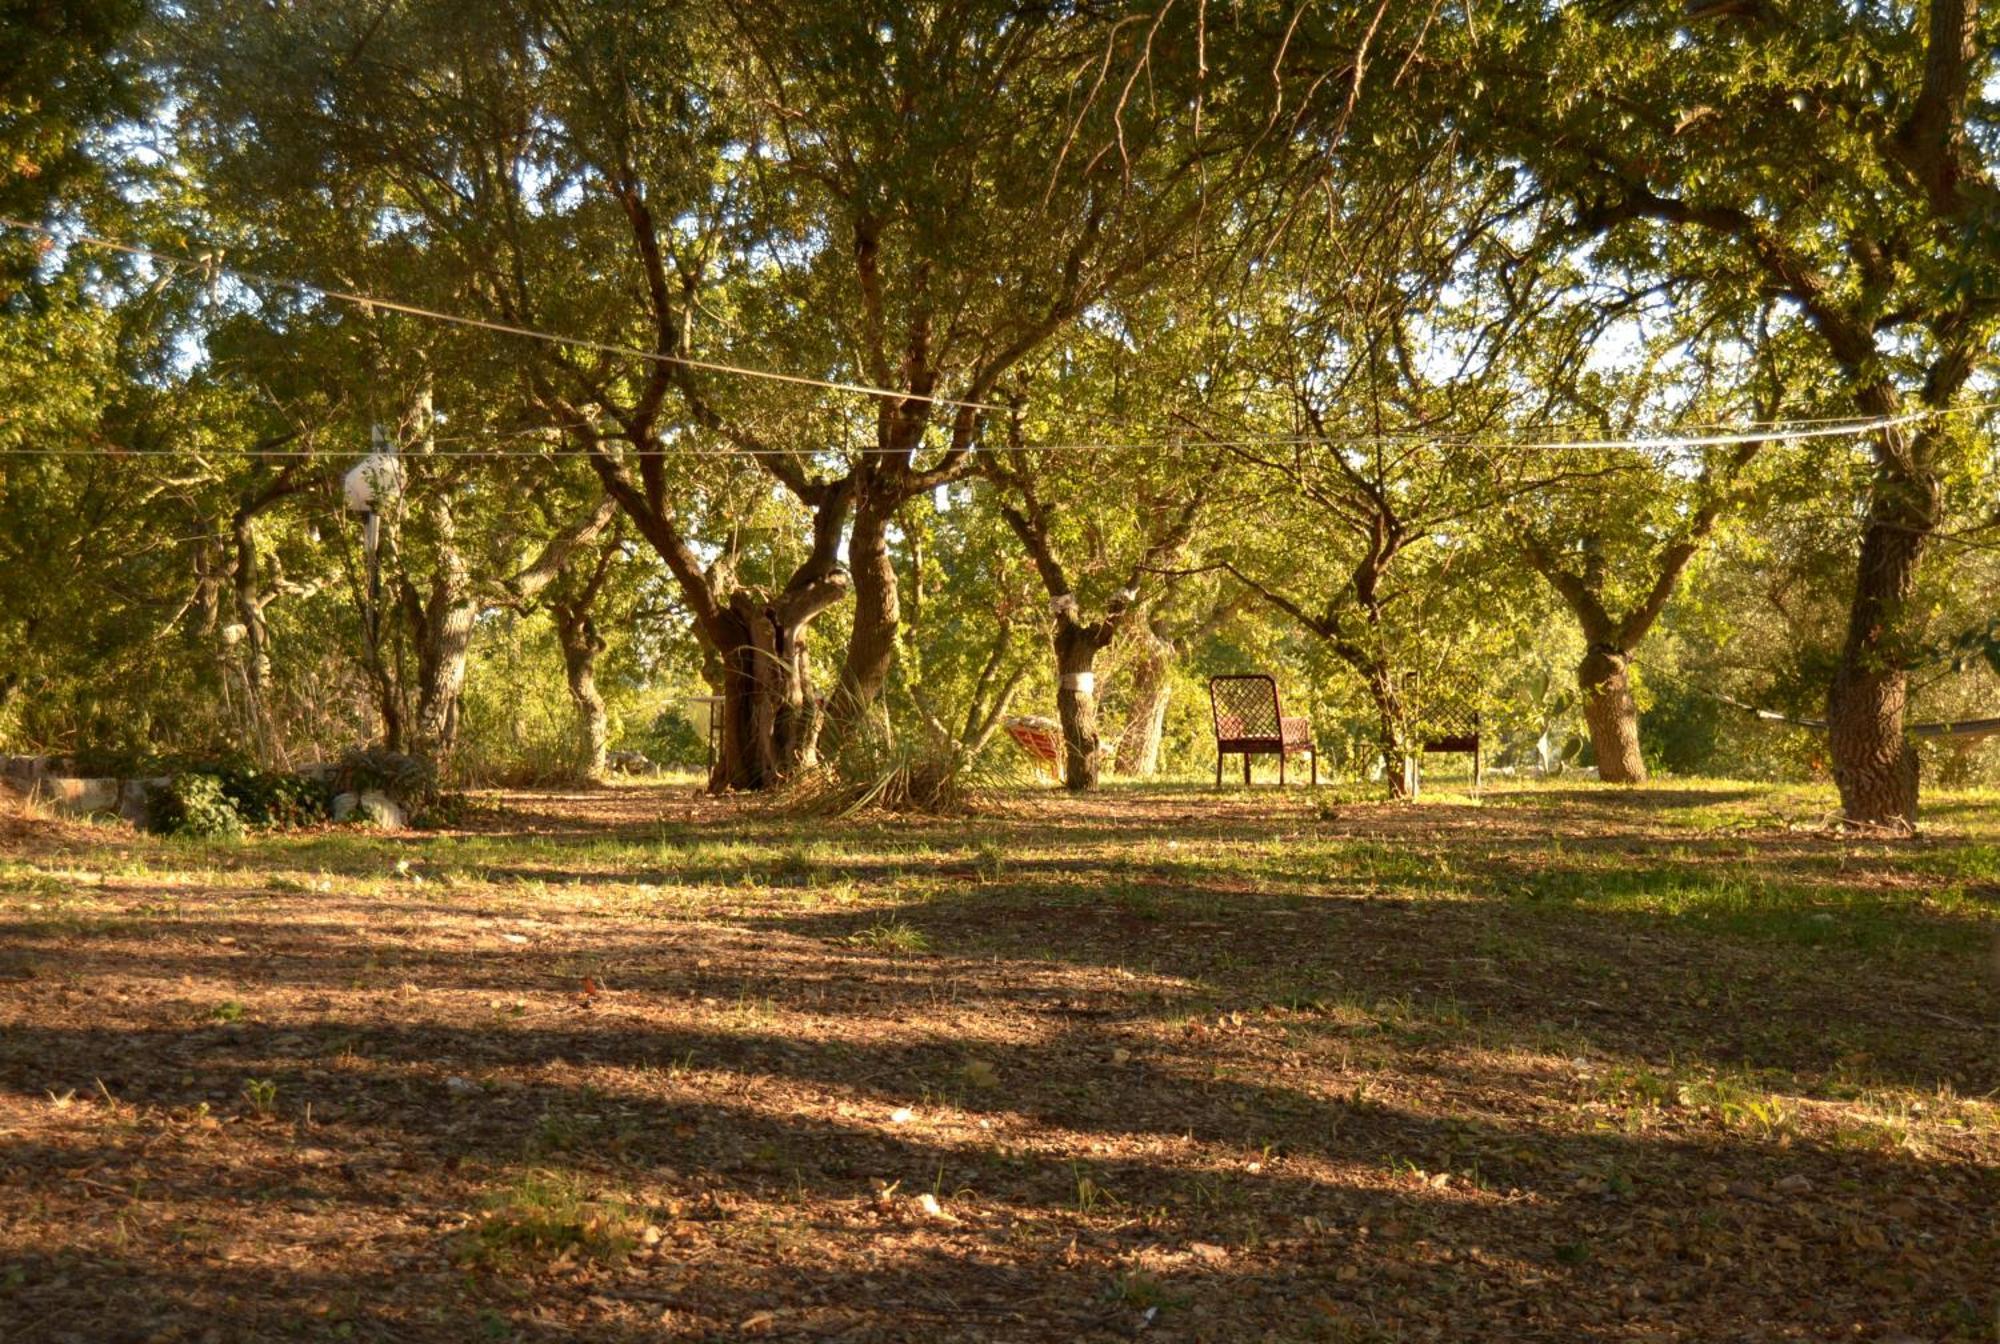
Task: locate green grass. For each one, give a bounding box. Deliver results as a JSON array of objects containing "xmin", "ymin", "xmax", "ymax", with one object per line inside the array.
[{"xmin": 457, "ymin": 1171, "xmax": 648, "ymax": 1270}]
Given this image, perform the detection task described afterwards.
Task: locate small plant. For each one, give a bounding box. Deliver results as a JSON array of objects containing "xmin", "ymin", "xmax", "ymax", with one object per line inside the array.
[
  {"xmin": 209, "ymin": 1000, "xmax": 246, "ymax": 1023},
  {"xmin": 1114, "ymin": 1270, "xmax": 1186, "ymax": 1311},
  {"xmin": 527, "ymin": 1101, "xmax": 631, "ymax": 1158},
  {"xmin": 458, "ymin": 1171, "xmax": 645, "ymax": 1269},
  {"xmin": 213, "ymin": 768, "xmax": 332, "ymax": 829},
  {"xmin": 1072, "ymin": 1164, "xmax": 1114, "ymax": 1215},
  {"xmin": 335, "ymin": 748, "xmax": 438, "ymax": 810},
  {"xmin": 241, "ymin": 1077, "xmax": 279, "ymax": 1117},
  {"xmin": 848, "ymin": 919, "xmax": 929, "ymax": 954}
]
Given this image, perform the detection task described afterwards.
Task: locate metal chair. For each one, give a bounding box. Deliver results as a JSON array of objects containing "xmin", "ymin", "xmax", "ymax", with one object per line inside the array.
[{"xmin": 1208, "ymin": 674, "xmax": 1317, "ymax": 787}]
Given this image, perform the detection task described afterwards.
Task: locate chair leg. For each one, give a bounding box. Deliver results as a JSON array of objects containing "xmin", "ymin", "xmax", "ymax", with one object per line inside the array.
[
  {"xmin": 1310, "ymin": 748, "xmax": 1318, "ymax": 787},
  {"xmin": 1279, "ymin": 752, "xmax": 1286, "ymax": 788}
]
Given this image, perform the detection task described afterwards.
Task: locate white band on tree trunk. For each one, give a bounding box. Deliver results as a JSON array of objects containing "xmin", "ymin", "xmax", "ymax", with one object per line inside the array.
[{"xmin": 1061, "ymin": 672, "xmax": 1095, "ymax": 694}]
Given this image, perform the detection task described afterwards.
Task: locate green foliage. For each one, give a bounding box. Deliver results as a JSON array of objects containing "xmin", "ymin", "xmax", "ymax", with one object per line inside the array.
[
  {"xmin": 146, "ymin": 767, "xmax": 330, "ymax": 838},
  {"xmin": 1643, "ymin": 683, "xmax": 1729, "ymax": 780},
  {"xmin": 334, "ymin": 749, "xmax": 437, "ymax": 809},
  {"xmin": 147, "ymin": 773, "xmax": 244, "ymax": 841},
  {"xmin": 210, "ymin": 768, "xmax": 331, "ymax": 829},
  {"xmin": 640, "ymin": 710, "xmax": 708, "ymax": 771},
  {"xmin": 459, "ymin": 1172, "xmax": 645, "ymax": 1270}
]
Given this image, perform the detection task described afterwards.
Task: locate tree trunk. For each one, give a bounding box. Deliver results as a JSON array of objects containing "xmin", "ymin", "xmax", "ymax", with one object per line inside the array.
[
  {"xmin": 554, "ymin": 605, "xmax": 609, "ymax": 780},
  {"xmin": 1578, "ymin": 644, "xmax": 1646, "ymax": 783},
  {"xmin": 838, "ymin": 496, "xmax": 900, "ymax": 724},
  {"xmin": 1363, "ymin": 663, "xmax": 1410, "ymax": 800},
  {"xmin": 1054, "ymin": 621, "xmax": 1103, "ymax": 791},
  {"xmin": 1827, "ymin": 467, "xmax": 1936, "ymax": 828},
  {"xmin": 712, "ymin": 595, "xmax": 823, "ymax": 791},
  {"xmin": 1114, "ymin": 623, "xmax": 1173, "ymax": 777},
  {"xmin": 370, "ymin": 660, "xmax": 404, "ymax": 754},
  {"xmin": 401, "ymin": 490, "xmax": 475, "ymax": 772},
  {"xmin": 231, "ymin": 519, "xmax": 277, "ymax": 762},
  {"xmin": 408, "ymin": 599, "xmax": 474, "ymax": 764}
]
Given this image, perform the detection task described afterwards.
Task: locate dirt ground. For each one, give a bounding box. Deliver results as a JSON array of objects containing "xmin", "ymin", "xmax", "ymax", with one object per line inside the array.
[{"xmin": 0, "ymin": 780, "xmax": 1995, "ymax": 1342}]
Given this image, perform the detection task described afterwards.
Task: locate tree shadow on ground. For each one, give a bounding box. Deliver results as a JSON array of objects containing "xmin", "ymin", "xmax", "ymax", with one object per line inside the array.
[
  {"xmin": 3, "ymin": 1003, "xmax": 1992, "ymax": 1343},
  {"xmin": 2, "ymin": 786, "xmax": 1995, "ymax": 1342}
]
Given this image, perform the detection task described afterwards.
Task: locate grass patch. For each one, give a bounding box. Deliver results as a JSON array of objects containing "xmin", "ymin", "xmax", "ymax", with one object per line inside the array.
[
  {"xmin": 847, "ymin": 918, "xmax": 930, "ymax": 953},
  {"xmin": 458, "ymin": 1171, "xmax": 647, "ymax": 1270}
]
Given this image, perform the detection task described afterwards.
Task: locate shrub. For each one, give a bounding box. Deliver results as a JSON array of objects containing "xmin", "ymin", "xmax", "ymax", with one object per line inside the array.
[
  {"xmin": 148, "ymin": 773, "xmax": 245, "ymax": 841},
  {"xmin": 778, "ymin": 717, "xmax": 989, "ymax": 818},
  {"xmin": 213, "ymin": 767, "xmax": 332, "ymax": 829},
  {"xmin": 641, "ymin": 708, "xmax": 710, "ymax": 770},
  {"xmin": 334, "ymin": 748, "xmax": 437, "ymax": 808}
]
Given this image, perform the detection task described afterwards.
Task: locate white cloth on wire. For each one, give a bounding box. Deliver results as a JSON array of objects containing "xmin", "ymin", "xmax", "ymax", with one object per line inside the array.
[{"xmin": 343, "ymin": 452, "xmax": 405, "ymax": 514}]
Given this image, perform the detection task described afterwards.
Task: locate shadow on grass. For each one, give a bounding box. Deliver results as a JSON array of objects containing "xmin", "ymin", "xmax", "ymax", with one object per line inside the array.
[{"xmin": 3, "ymin": 1004, "xmax": 1993, "ymax": 1342}]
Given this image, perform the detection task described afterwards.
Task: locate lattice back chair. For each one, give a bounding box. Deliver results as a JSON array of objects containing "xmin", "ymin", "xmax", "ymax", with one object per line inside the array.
[
  {"xmin": 1208, "ymin": 674, "xmax": 1317, "ymax": 788},
  {"xmin": 1406, "ymin": 669, "xmax": 1483, "ymax": 794}
]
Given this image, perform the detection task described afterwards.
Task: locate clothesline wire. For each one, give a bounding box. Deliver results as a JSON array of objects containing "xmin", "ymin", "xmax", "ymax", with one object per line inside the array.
[
  {"xmin": 1, "ymin": 216, "xmax": 1010, "ymax": 415},
  {"xmin": 4, "ymin": 216, "xmax": 1998, "ymax": 458},
  {"xmin": 8, "ymin": 402, "xmax": 1997, "ymax": 459}
]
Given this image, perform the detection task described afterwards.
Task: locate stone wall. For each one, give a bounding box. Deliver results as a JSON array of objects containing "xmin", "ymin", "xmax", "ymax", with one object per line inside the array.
[{"xmin": 1, "ymin": 755, "xmax": 159, "ymax": 824}]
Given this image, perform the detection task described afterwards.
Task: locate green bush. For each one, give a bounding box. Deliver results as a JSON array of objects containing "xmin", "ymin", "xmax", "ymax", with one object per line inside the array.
[
  {"xmin": 213, "ymin": 767, "xmax": 332, "ymax": 828},
  {"xmin": 146, "ymin": 768, "xmax": 332, "ymax": 837},
  {"xmin": 641, "ymin": 709, "xmax": 709, "ymax": 770},
  {"xmin": 335, "ymin": 748, "xmax": 438, "ymax": 808},
  {"xmin": 148, "ymin": 773, "xmax": 246, "ymax": 841}
]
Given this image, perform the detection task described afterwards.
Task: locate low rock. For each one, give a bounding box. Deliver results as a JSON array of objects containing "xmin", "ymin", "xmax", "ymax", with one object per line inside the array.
[
  {"xmin": 333, "ymin": 790, "xmax": 405, "ymax": 830},
  {"xmin": 1, "ymin": 755, "xmax": 54, "ymax": 787},
  {"xmin": 36, "ymin": 777, "xmax": 121, "ymax": 816}
]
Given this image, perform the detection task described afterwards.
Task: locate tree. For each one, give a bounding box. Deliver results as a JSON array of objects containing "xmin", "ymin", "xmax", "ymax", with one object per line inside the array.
[
  {"xmin": 1449, "ymin": 0, "xmax": 2000, "ymax": 825},
  {"xmin": 0, "ymin": 1, "xmax": 143, "ymax": 231},
  {"xmin": 983, "ymin": 408, "xmax": 1214, "ymax": 790},
  {"xmin": 1483, "ymin": 286, "xmax": 1798, "ymax": 782}
]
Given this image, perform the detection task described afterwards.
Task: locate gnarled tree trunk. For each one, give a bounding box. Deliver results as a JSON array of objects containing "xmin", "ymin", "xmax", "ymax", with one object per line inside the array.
[
  {"xmin": 554, "ymin": 605, "xmax": 609, "ymax": 780},
  {"xmin": 400, "ymin": 494, "xmax": 474, "ymax": 767},
  {"xmin": 1827, "ymin": 464, "xmax": 1937, "ymax": 827},
  {"xmin": 1053, "ymin": 619, "xmax": 1106, "ymax": 791},
  {"xmin": 1578, "ymin": 644, "xmax": 1646, "ymax": 784},
  {"xmin": 711, "ymin": 592, "xmax": 827, "ymax": 791},
  {"xmin": 838, "ymin": 493, "xmax": 901, "ymax": 725}
]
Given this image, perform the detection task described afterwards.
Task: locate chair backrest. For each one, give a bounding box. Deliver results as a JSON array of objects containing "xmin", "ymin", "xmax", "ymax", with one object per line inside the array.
[
  {"xmin": 1209, "ymin": 674, "xmax": 1282, "ymax": 742},
  {"xmin": 1407, "ymin": 669, "xmax": 1482, "ymax": 750}
]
